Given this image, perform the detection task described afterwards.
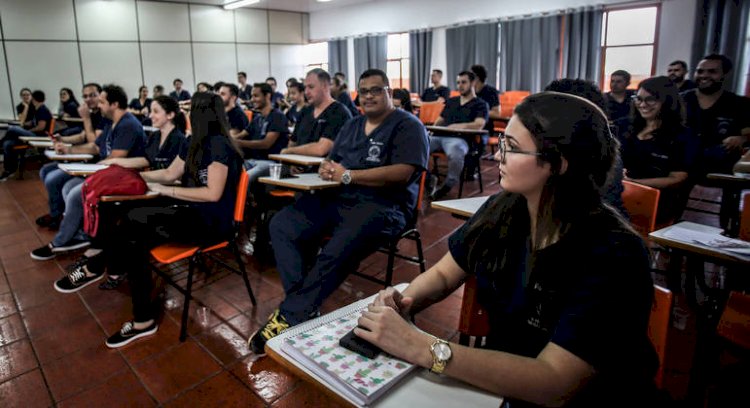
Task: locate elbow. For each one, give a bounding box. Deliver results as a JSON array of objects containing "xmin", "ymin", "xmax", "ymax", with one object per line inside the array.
[{"xmin": 206, "ymin": 190, "xmax": 222, "ymax": 202}]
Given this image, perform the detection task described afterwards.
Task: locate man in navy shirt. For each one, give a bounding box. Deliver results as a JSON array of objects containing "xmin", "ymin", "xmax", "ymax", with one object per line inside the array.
[
  {"xmin": 418, "ymin": 69, "xmax": 450, "ymax": 104},
  {"xmin": 237, "ymin": 71, "xmax": 252, "ymax": 102},
  {"xmin": 667, "ymin": 60, "xmax": 696, "ymax": 92},
  {"xmin": 1, "ymin": 90, "xmax": 53, "ymax": 180},
  {"xmin": 169, "ymin": 78, "xmax": 191, "ymax": 102},
  {"xmin": 429, "ymin": 71, "xmax": 489, "ymax": 199},
  {"xmin": 220, "ymin": 83, "xmax": 250, "ymax": 138},
  {"xmin": 248, "ymin": 69, "xmax": 429, "ymax": 354},
  {"xmin": 604, "ymin": 70, "xmax": 635, "ymax": 122},
  {"xmin": 266, "ymin": 77, "xmax": 285, "ymax": 108},
  {"xmin": 470, "ymin": 64, "xmax": 501, "ymax": 135}
]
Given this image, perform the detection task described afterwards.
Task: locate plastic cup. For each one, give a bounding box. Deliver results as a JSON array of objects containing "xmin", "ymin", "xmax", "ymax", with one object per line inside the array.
[{"xmin": 270, "ymin": 163, "xmax": 282, "ymax": 179}]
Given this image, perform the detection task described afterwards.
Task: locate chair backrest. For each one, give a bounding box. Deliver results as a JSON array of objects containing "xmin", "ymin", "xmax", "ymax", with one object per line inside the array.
[
  {"xmin": 412, "ymin": 170, "xmax": 427, "ymax": 224},
  {"xmin": 449, "ymin": 90, "xmax": 460, "ymax": 98},
  {"xmin": 648, "ymin": 285, "xmax": 673, "ymax": 389},
  {"xmin": 717, "ymin": 291, "xmax": 750, "ymax": 350},
  {"xmin": 418, "ymin": 102, "xmax": 444, "ymax": 125},
  {"xmin": 740, "ymin": 193, "xmax": 750, "ymax": 241},
  {"xmin": 350, "ymin": 90, "xmax": 358, "ymax": 101},
  {"xmin": 498, "ymin": 91, "xmax": 530, "ymax": 118},
  {"xmin": 621, "ymin": 180, "xmax": 660, "ymax": 238},
  {"xmin": 234, "ymin": 170, "xmax": 250, "ymax": 224},
  {"xmin": 244, "ymin": 110, "xmax": 253, "ymax": 123},
  {"xmin": 46, "ymin": 117, "xmax": 56, "ymax": 137}
]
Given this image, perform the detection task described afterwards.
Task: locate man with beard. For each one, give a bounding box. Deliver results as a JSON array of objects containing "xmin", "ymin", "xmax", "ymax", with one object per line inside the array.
[
  {"xmin": 219, "ymin": 83, "xmax": 249, "ymax": 138},
  {"xmin": 667, "ymin": 60, "xmax": 696, "ymax": 92}
]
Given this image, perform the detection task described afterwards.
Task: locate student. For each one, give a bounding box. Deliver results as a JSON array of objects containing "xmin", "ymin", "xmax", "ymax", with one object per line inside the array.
[
  {"xmin": 392, "ymin": 88, "xmax": 415, "ymax": 114},
  {"xmin": 58, "ymin": 87, "xmax": 82, "ymax": 135},
  {"xmin": 429, "ymin": 71, "xmax": 489, "ymax": 200},
  {"xmin": 1, "ymin": 90, "xmax": 53, "ymax": 181},
  {"xmin": 284, "ymin": 82, "xmax": 307, "ymax": 125},
  {"xmin": 15, "ymin": 88, "xmax": 34, "ymax": 124},
  {"xmin": 470, "ymin": 64, "xmax": 501, "ymax": 135},
  {"xmin": 358, "ymin": 92, "xmax": 660, "ymax": 407},
  {"xmin": 30, "ymin": 84, "xmax": 147, "ymax": 260},
  {"xmin": 196, "ymin": 82, "xmax": 213, "ymax": 93},
  {"xmin": 667, "ymin": 60, "xmax": 696, "ymax": 92},
  {"xmin": 53, "ymin": 95, "xmax": 187, "ymax": 292},
  {"xmin": 153, "ymin": 85, "xmax": 165, "ymax": 98},
  {"xmin": 219, "ymin": 83, "xmax": 249, "ymax": 137},
  {"xmin": 281, "ymin": 68, "xmax": 351, "ymax": 157},
  {"xmin": 621, "ymin": 76, "xmax": 696, "ymax": 224},
  {"xmin": 128, "ymin": 85, "xmax": 152, "ymax": 119},
  {"xmin": 248, "ymin": 69, "xmax": 429, "ymax": 354},
  {"xmin": 418, "ymin": 69, "xmax": 450, "ymax": 104},
  {"xmin": 604, "ymin": 70, "xmax": 635, "ymax": 122},
  {"xmin": 238, "ymin": 71, "xmax": 252, "ymax": 101},
  {"xmin": 169, "ymin": 78, "xmax": 191, "ymax": 102},
  {"xmin": 331, "ymin": 76, "xmax": 360, "ymax": 117},
  {"xmin": 265, "ymin": 77, "xmax": 285, "ymax": 107}
]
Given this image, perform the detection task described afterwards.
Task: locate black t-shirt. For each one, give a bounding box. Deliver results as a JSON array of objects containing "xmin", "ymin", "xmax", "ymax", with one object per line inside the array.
[
  {"xmin": 178, "ymin": 134, "xmax": 243, "ymax": 239},
  {"xmin": 448, "ymin": 194, "xmax": 658, "ymax": 407},
  {"xmin": 271, "ymin": 91, "xmax": 284, "ymax": 108},
  {"xmin": 242, "ymin": 108, "xmax": 289, "ymax": 160},
  {"xmin": 476, "ymin": 84, "xmax": 500, "ymax": 133},
  {"xmin": 29, "ymin": 105, "xmax": 53, "ymax": 134},
  {"xmin": 144, "ymin": 127, "xmax": 186, "ymax": 170},
  {"xmin": 291, "ymin": 102, "xmax": 352, "ymax": 146},
  {"xmin": 16, "ymin": 102, "xmax": 34, "ymax": 119},
  {"xmin": 128, "ymin": 98, "xmax": 152, "ymax": 114},
  {"xmin": 439, "ymin": 96, "xmax": 489, "ymax": 126},
  {"xmin": 621, "ymin": 124, "xmax": 695, "ymax": 180},
  {"xmin": 421, "ymin": 86, "xmax": 450, "ymax": 102},
  {"xmin": 90, "ymin": 110, "xmax": 107, "ymax": 132},
  {"xmin": 677, "ymin": 79, "xmax": 696, "ymax": 92},
  {"xmin": 61, "ymin": 100, "xmax": 80, "ymax": 119},
  {"xmin": 681, "ymin": 89, "xmax": 750, "ymax": 148},
  {"xmin": 95, "ymin": 112, "xmax": 146, "ymax": 158},
  {"xmin": 169, "ymin": 89, "xmax": 191, "ymax": 101},
  {"xmin": 328, "ymin": 109, "xmax": 429, "ymax": 219},
  {"xmin": 226, "ymin": 106, "xmax": 250, "ymax": 132},
  {"xmin": 286, "ymin": 104, "xmax": 304, "ymax": 125},
  {"xmin": 336, "ymin": 92, "xmax": 360, "ymax": 117},
  {"xmin": 238, "ymin": 84, "xmax": 252, "ymax": 101},
  {"xmin": 605, "ymin": 90, "xmax": 635, "ymax": 122}
]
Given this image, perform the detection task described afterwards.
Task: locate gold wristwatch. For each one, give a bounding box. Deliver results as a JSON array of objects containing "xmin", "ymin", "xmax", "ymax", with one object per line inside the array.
[{"xmin": 429, "ymin": 338, "xmax": 452, "ymax": 374}]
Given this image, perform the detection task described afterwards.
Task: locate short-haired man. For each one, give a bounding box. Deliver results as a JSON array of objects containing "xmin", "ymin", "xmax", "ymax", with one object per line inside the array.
[
  {"xmin": 31, "ymin": 84, "xmax": 147, "ymax": 259},
  {"xmin": 265, "ymin": 77, "xmax": 285, "ymax": 108},
  {"xmin": 604, "ymin": 70, "xmax": 635, "ymax": 122},
  {"xmin": 418, "ymin": 69, "xmax": 450, "ymax": 105},
  {"xmin": 333, "ymin": 72, "xmax": 346, "ymax": 83},
  {"xmin": 331, "ymin": 76, "xmax": 360, "ymax": 117},
  {"xmin": 1, "ymin": 90, "xmax": 53, "ymax": 181},
  {"xmin": 219, "ymin": 83, "xmax": 249, "ymax": 138},
  {"xmin": 248, "ymin": 68, "xmax": 429, "ymax": 354},
  {"xmin": 429, "ymin": 70, "xmax": 489, "ymax": 199},
  {"xmin": 667, "ymin": 60, "xmax": 696, "ymax": 92},
  {"xmin": 169, "ymin": 78, "xmax": 191, "ymax": 102},
  {"xmin": 281, "ymin": 69, "xmax": 352, "ymax": 157},
  {"xmin": 238, "ymin": 71, "xmax": 252, "ymax": 101}
]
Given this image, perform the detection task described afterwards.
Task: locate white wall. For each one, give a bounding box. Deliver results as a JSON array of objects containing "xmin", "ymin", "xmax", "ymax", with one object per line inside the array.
[
  {"xmin": 0, "ymin": 0, "xmax": 308, "ymax": 119},
  {"xmin": 655, "ymin": 0, "xmax": 697, "ymax": 75}
]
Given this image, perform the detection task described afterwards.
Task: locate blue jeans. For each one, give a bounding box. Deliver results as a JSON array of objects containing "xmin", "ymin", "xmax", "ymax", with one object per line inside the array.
[
  {"xmin": 52, "ymin": 178, "xmax": 87, "ymax": 247},
  {"xmin": 2, "ymin": 126, "xmax": 35, "ymax": 173},
  {"xmin": 245, "ymin": 159, "xmax": 274, "ymax": 185},
  {"xmin": 429, "ymin": 135, "xmax": 468, "ymax": 188},
  {"xmin": 40, "ymin": 163, "xmax": 75, "ymax": 218}
]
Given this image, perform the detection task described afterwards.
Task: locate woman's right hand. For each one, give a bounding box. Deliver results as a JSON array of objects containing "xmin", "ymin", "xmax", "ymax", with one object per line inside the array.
[{"xmin": 373, "ymin": 287, "xmax": 414, "ymax": 319}]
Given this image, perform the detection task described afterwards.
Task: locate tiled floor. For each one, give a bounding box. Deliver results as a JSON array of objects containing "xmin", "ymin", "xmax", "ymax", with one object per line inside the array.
[{"xmin": 0, "ymin": 157, "xmax": 728, "ymax": 407}]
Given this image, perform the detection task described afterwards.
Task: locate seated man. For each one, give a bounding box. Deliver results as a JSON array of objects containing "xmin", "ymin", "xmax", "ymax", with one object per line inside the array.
[
  {"xmin": 248, "ymin": 68, "xmax": 429, "ymax": 354},
  {"xmin": 416, "ymin": 69, "xmax": 450, "ymax": 105},
  {"xmin": 667, "ymin": 60, "xmax": 696, "ymax": 92},
  {"xmin": 219, "ymin": 83, "xmax": 249, "ymax": 138},
  {"xmin": 169, "ymin": 78, "xmax": 191, "ymax": 102},
  {"xmin": 604, "ymin": 69, "xmax": 635, "ymax": 122},
  {"xmin": 1, "ymin": 90, "xmax": 53, "ymax": 181},
  {"xmin": 265, "ymin": 77, "xmax": 285, "ymax": 108},
  {"xmin": 281, "ymin": 68, "xmax": 351, "ymax": 158},
  {"xmin": 331, "ymin": 76, "xmax": 360, "ymax": 117},
  {"xmin": 237, "ymin": 71, "xmax": 252, "ymax": 102},
  {"xmin": 470, "ymin": 64, "xmax": 501, "ymax": 137},
  {"xmin": 31, "ymin": 84, "xmax": 147, "ymax": 260},
  {"xmin": 429, "ymin": 70, "xmax": 488, "ymax": 199}
]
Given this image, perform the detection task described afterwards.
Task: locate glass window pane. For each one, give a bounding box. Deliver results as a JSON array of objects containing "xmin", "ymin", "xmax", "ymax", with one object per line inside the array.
[
  {"xmin": 401, "ymin": 33, "xmax": 410, "ymax": 60},
  {"xmin": 401, "ymin": 59, "xmax": 410, "ymax": 90},
  {"xmin": 302, "ymin": 42, "xmax": 328, "ymax": 67},
  {"xmin": 605, "ymin": 7, "xmax": 657, "ymax": 46},
  {"xmin": 387, "ymin": 60, "xmax": 401, "ymax": 88},
  {"xmin": 602, "ymin": 45, "xmax": 653, "ymax": 91},
  {"xmin": 387, "ymin": 34, "xmax": 401, "ymax": 59}
]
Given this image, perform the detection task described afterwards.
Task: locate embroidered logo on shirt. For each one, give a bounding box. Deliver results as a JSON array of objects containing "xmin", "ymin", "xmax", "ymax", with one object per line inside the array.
[{"xmin": 366, "ymin": 141, "xmax": 383, "ymax": 163}]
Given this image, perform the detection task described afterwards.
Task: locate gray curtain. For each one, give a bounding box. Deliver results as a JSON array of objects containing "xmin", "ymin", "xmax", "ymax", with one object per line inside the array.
[
  {"xmin": 354, "ymin": 35, "xmax": 387, "ymax": 78},
  {"xmin": 409, "ymin": 31, "xmax": 432, "ymax": 95},
  {"xmin": 328, "ymin": 39, "xmax": 348, "ymax": 77},
  {"xmin": 446, "ymin": 23, "xmax": 499, "ymax": 88},
  {"xmin": 692, "ymin": 0, "xmax": 750, "ymax": 93},
  {"xmin": 499, "ymin": 16, "xmax": 560, "ymax": 93},
  {"xmin": 560, "ymin": 9, "xmax": 603, "ymax": 83}
]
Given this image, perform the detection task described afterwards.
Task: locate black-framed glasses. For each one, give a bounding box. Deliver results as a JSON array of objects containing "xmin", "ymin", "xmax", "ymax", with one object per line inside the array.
[
  {"xmin": 358, "ymin": 86, "xmax": 389, "ymax": 97},
  {"xmin": 631, "ymin": 95, "xmax": 659, "ymax": 106},
  {"xmin": 497, "ymin": 137, "xmax": 544, "ymax": 163}
]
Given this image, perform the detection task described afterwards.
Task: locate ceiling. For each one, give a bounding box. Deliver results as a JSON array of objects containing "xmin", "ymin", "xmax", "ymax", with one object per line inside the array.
[{"xmin": 148, "ymin": 0, "xmax": 373, "ymax": 13}]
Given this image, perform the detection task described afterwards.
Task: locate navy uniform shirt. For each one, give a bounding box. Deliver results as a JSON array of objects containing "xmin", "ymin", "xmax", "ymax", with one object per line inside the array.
[
  {"xmin": 476, "ymin": 84, "xmax": 500, "ymax": 133},
  {"xmin": 439, "ymin": 96, "xmax": 489, "ymax": 127},
  {"xmin": 243, "ymin": 108, "xmax": 289, "ymax": 160},
  {"xmin": 95, "ymin": 112, "xmax": 146, "ymax": 158},
  {"xmin": 238, "ymin": 84, "xmax": 252, "ymax": 101},
  {"xmin": 29, "ymin": 104, "xmax": 53, "ymax": 135},
  {"xmin": 286, "ymin": 103, "xmax": 304, "ymax": 125},
  {"xmin": 336, "ymin": 92, "xmax": 360, "ymax": 117},
  {"xmin": 60, "ymin": 100, "xmax": 80, "ymax": 118},
  {"xmin": 128, "ymin": 98, "xmax": 152, "ymax": 114},
  {"xmin": 621, "ymin": 125, "xmax": 694, "ymax": 180},
  {"xmin": 169, "ymin": 89, "xmax": 191, "ymax": 102},
  {"xmin": 226, "ymin": 105, "xmax": 250, "ymax": 133},
  {"xmin": 144, "ymin": 127, "xmax": 186, "ymax": 170},
  {"xmin": 677, "ymin": 79, "xmax": 697, "ymax": 92},
  {"xmin": 604, "ymin": 90, "xmax": 635, "ymax": 122},
  {"xmin": 291, "ymin": 102, "xmax": 352, "ymax": 146},
  {"xmin": 271, "ymin": 91, "xmax": 284, "ymax": 108},
  {"xmin": 328, "ymin": 109, "xmax": 429, "ymax": 220},
  {"xmin": 421, "ymin": 86, "xmax": 450, "ymax": 102}
]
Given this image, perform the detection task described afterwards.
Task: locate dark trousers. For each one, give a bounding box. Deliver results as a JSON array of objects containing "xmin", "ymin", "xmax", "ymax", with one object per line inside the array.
[
  {"xmin": 2, "ymin": 126, "xmax": 35, "ymax": 173},
  {"xmin": 271, "ymin": 193, "xmax": 406, "ymax": 325}
]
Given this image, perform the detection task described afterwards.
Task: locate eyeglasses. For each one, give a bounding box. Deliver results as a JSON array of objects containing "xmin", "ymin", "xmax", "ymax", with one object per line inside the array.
[
  {"xmin": 358, "ymin": 86, "xmax": 388, "ymax": 97},
  {"xmin": 497, "ymin": 137, "xmax": 544, "ymax": 163},
  {"xmin": 631, "ymin": 95, "xmax": 659, "ymax": 106}
]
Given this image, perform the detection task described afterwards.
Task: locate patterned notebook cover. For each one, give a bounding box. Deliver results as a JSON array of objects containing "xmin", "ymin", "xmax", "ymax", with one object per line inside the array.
[{"xmin": 281, "ymin": 309, "xmax": 415, "ymax": 406}]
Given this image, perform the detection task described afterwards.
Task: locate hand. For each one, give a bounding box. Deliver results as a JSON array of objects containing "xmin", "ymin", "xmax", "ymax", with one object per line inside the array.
[
  {"xmin": 318, "ymin": 159, "xmax": 345, "ymax": 181},
  {"xmin": 99, "ymin": 158, "xmax": 118, "ymax": 166},
  {"xmin": 290, "ymin": 165, "xmax": 304, "ymax": 175},
  {"xmin": 355, "ymin": 305, "xmax": 433, "ymax": 367},
  {"xmin": 722, "ymin": 135, "xmax": 746, "ymax": 151},
  {"xmin": 78, "ymin": 105, "xmax": 90, "ymax": 119},
  {"xmin": 146, "ymin": 183, "xmax": 168, "ymax": 194},
  {"xmin": 373, "ymin": 287, "xmax": 414, "ymax": 319},
  {"xmin": 53, "ymin": 141, "xmax": 69, "ymax": 154}
]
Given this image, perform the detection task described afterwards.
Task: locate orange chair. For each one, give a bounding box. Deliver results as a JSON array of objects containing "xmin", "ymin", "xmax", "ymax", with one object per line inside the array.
[
  {"xmin": 418, "ymin": 102, "xmax": 444, "ymax": 125},
  {"xmin": 449, "ymin": 90, "xmax": 460, "ymax": 98},
  {"xmin": 649, "ymin": 285, "xmax": 673, "ymax": 389},
  {"xmin": 149, "ymin": 171, "xmax": 256, "ymax": 341},
  {"xmin": 717, "ymin": 290, "xmax": 750, "ymax": 350},
  {"xmin": 740, "ymin": 194, "xmax": 750, "ymax": 241},
  {"xmin": 244, "ymin": 110, "xmax": 253, "ymax": 123},
  {"xmin": 488, "ymin": 91, "xmax": 530, "ymax": 155},
  {"xmin": 621, "ymin": 180, "xmax": 661, "ymax": 238},
  {"xmin": 350, "ymin": 90, "xmax": 358, "ymax": 102},
  {"xmin": 457, "ymin": 275, "xmax": 490, "ymax": 347}
]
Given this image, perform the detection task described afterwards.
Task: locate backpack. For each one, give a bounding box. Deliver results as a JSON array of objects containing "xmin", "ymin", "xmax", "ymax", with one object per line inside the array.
[{"xmin": 82, "ymin": 164, "xmax": 147, "ymax": 237}]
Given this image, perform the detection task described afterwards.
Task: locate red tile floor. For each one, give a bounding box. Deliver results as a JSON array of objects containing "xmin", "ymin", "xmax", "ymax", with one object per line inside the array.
[{"xmin": 0, "ymin": 158, "xmax": 726, "ymax": 407}]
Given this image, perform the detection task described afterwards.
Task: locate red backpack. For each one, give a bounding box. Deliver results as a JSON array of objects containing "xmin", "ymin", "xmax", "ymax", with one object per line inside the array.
[{"xmin": 82, "ymin": 164, "xmax": 147, "ymax": 237}]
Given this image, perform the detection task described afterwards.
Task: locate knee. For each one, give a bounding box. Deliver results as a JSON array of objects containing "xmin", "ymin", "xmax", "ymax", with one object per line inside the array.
[{"xmin": 270, "ymin": 207, "xmax": 302, "ymax": 241}]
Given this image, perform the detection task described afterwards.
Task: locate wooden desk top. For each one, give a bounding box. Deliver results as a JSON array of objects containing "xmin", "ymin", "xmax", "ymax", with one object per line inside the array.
[
  {"xmin": 259, "ymin": 173, "xmax": 340, "ymax": 191},
  {"xmin": 28, "ymin": 141, "xmax": 71, "ymax": 148},
  {"xmin": 19, "ymin": 136, "xmax": 52, "ymax": 142},
  {"xmin": 62, "ymin": 117, "xmax": 84, "ymax": 123},
  {"xmin": 268, "ymin": 154, "xmax": 325, "ymax": 166},
  {"xmin": 425, "ymin": 125, "xmax": 488, "ymax": 136},
  {"xmin": 706, "ymin": 172, "xmax": 750, "ymax": 185},
  {"xmin": 431, "ymin": 196, "xmax": 490, "ymax": 219},
  {"xmin": 649, "ymin": 221, "xmax": 750, "ymax": 264},
  {"xmin": 58, "ymin": 163, "xmax": 108, "ymax": 176},
  {"xmin": 44, "ymin": 150, "xmax": 93, "ymax": 161},
  {"xmin": 100, "ymin": 191, "xmax": 160, "ymax": 203}
]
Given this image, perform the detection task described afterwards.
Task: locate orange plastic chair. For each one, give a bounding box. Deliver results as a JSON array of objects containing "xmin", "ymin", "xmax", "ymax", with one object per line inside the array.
[
  {"xmin": 449, "ymin": 90, "xmax": 460, "ymax": 98},
  {"xmin": 457, "ymin": 275, "xmax": 490, "ymax": 347},
  {"xmin": 244, "ymin": 110, "xmax": 253, "ymax": 123},
  {"xmin": 149, "ymin": 171, "xmax": 256, "ymax": 341},
  {"xmin": 488, "ymin": 91, "xmax": 530, "ymax": 155},
  {"xmin": 621, "ymin": 180, "xmax": 661, "ymax": 238},
  {"xmin": 740, "ymin": 194, "xmax": 750, "ymax": 241},
  {"xmin": 649, "ymin": 285, "xmax": 673, "ymax": 389},
  {"xmin": 350, "ymin": 90, "xmax": 358, "ymax": 101},
  {"xmin": 418, "ymin": 102, "xmax": 444, "ymax": 125},
  {"xmin": 717, "ymin": 291, "xmax": 750, "ymax": 350}
]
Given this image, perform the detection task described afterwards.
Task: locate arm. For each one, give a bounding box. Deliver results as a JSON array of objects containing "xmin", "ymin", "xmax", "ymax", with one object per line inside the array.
[
  {"xmin": 447, "ymin": 117, "xmax": 486, "ymax": 130},
  {"xmin": 488, "ymin": 105, "xmax": 502, "ymax": 121},
  {"xmin": 320, "ymin": 161, "xmax": 416, "ymax": 187},
  {"xmin": 141, "ymin": 155, "xmax": 184, "ymax": 184},
  {"xmin": 59, "ymin": 131, "xmax": 86, "ymax": 145},
  {"xmin": 282, "ymin": 138, "xmax": 334, "ymax": 157},
  {"xmin": 625, "ymin": 171, "xmax": 688, "ymax": 189},
  {"xmin": 235, "ymin": 131, "xmax": 281, "ymax": 150},
  {"xmin": 79, "ymin": 105, "xmax": 98, "ymax": 143},
  {"xmin": 433, "ymin": 117, "xmax": 446, "ymax": 126},
  {"xmin": 99, "ymin": 156, "xmax": 150, "ymax": 169},
  {"xmin": 722, "ymin": 126, "xmax": 750, "ymax": 150},
  {"xmin": 18, "ymin": 103, "xmax": 29, "ymax": 124},
  {"xmin": 149, "ymin": 161, "xmax": 227, "ymax": 203},
  {"xmin": 29, "ymin": 119, "xmax": 47, "ymax": 134}
]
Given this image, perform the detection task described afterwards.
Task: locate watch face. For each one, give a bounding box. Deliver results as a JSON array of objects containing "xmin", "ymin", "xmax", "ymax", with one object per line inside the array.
[{"xmin": 435, "ymin": 343, "xmax": 451, "ymax": 360}]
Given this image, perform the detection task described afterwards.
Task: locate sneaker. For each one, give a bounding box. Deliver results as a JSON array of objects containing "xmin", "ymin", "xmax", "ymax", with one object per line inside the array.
[
  {"xmin": 65, "ymin": 255, "xmax": 90, "ymax": 273},
  {"xmin": 105, "ymin": 321, "xmax": 159, "ymax": 348},
  {"xmin": 98, "ymin": 274, "xmax": 126, "ymax": 290},
  {"xmin": 30, "ymin": 244, "xmax": 56, "ymax": 261},
  {"xmin": 53, "ymin": 265, "xmax": 103, "ymax": 293},
  {"xmin": 0, "ymin": 171, "xmax": 14, "ymax": 182},
  {"xmin": 51, "ymin": 239, "xmax": 90, "ymax": 253},
  {"xmin": 248, "ymin": 309, "xmax": 290, "ymax": 355},
  {"xmin": 430, "ymin": 185, "xmax": 452, "ymax": 200}
]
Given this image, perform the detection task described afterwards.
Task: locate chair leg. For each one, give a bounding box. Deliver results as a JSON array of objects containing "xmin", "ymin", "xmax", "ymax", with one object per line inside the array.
[
  {"xmin": 458, "ymin": 165, "xmax": 466, "ymax": 198},
  {"xmin": 180, "ymin": 257, "xmax": 196, "ymax": 342},
  {"xmin": 385, "ymin": 241, "xmax": 396, "ymax": 288},
  {"xmin": 477, "ymin": 160, "xmax": 483, "ymax": 194},
  {"xmin": 414, "ymin": 234, "xmax": 426, "ymax": 273},
  {"xmin": 232, "ymin": 243, "xmax": 257, "ymax": 306}
]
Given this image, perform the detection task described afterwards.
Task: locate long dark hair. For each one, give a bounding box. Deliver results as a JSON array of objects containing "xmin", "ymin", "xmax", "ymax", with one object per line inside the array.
[
  {"xmin": 393, "ymin": 88, "xmax": 414, "ymax": 113},
  {"xmin": 185, "ymin": 92, "xmax": 241, "ymax": 184},
  {"xmin": 630, "ymin": 76, "xmax": 684, "ymax": 136},
  {"xmin": 464, "ymin": 92, "xmax": 620, "ymax": 272},
  {"xmin": 152, "ymin": 95, "xmax": 187, "ymax": 133},
  {"xmin": 60, "ymin": 87, "xmax": 79, "ymax": 105}
]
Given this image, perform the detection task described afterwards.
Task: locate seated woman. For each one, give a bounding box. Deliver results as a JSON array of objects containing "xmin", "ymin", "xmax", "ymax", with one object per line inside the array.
[
  {"xmin": 621, "ymin": 76, "xmax": 696, "ymax": 224},
  {"xmin": 128, "ymin": 85, "xmax": 153, "ymax": 122},
  {"xmin": 356, "ymin": 92, "xmax": 661, "ymax": 407},
  {"xmin": 392, "ymin": 88, "xmax": 415, "ymax": 115},
  {"xmin": 58, "ymin": 87, "xmax": 82, "ymax": 136}
]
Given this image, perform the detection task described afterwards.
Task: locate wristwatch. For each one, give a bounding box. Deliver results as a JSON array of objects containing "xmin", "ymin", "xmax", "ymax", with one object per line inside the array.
[
  {"xmin": 429, "ymin": 338, "xmax": 452, "ymax": 374},
  {"xmin": 341, "ymin": 169, "xmax": 352, "ymax": 185}
]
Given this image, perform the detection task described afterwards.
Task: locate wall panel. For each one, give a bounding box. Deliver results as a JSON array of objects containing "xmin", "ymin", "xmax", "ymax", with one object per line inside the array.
[
  {"xmin": 190, "ymin": 5, "xmax": 234, "ymax": 42},
  {"xmin": 138, "ymin": 1, "xmax": 190, "ymax": 42},
  {"xmin": 192, "ymin": 43, "xmax": 236, "ymax": 85},
  {"xmin": 75, "ymin": 0, "xmax": 139, "ymax": 41},
  {"xmin": 237, "ymin": 44, "xmax": 270, "ymax": 83},
  {"xmin": 269, "ymin": 11, "xmax": 303, "ymax": 44},
  {"xmin": 0, "ymin": 0, "xmax": 76, "ymax": 40},
  {"xmin": 141, "ymin": 42, "xmax": 194, "ymax": 93},
  {"xmin": 80, "ymin": 42, "xmax": 143, "ymax": 101},
  {"xmin": 235, "ymin": 9, "xmax": 268, "ymax": 43}
]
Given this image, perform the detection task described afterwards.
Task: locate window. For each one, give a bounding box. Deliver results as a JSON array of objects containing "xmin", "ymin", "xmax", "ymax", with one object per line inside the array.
[
  {"xmin": 303, "ymin": 42, "xmax": 329, "ymax": 73},
  {"xmin": 387, "ymin": 33, "xmax": 410, "ymax": 90},
  {"xmin": 600, "ymin": 6, "xmax": 659, "ymax": 91}
]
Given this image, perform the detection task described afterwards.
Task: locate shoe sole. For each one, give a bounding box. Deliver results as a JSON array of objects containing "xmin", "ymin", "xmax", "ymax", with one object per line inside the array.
[
  {"xmin": 105, "ymin": 325, "xmax": 159, "ymax": 349},
  {"xmin": 30, "ymin": 251, "xmax": 56, "ymax": 261},
  {"xmin": 52, "ymin": 241, "xmax": 90, "ymax": 253},
  {"xmin": 53, "ymin": 273, "xmax": 104, "ymax": 294}
]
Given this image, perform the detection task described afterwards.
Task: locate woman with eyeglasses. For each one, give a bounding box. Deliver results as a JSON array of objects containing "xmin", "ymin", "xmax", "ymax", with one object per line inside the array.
[
  {"xmin": 357, "ymin": 92, "xmax": 663, "ymax": 407},
  {"xmin": 621, "ymin": 76, "xmax": 697, "ymax": 224}
]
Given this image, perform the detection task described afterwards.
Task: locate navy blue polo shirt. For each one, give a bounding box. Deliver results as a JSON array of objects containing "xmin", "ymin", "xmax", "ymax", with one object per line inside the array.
[
  {"xmin": 336, "ymin": 92, "xmax": 360, "ymax": 117},
  {"xmin": 439, "ymin": 96, "xmax": 489, "ymax": 126},
  {"xmin": 605, "ymin": 90, "xmax": 635, "ymax": 122},
  {"xmin": 30, "ymin": 104, "xmax": 53, "ymax": 134},
  {"xmin": 145, "ymin": 127, "xmax": 186, "ymax": 170},
  {"xmin": 169, "ymin": 89, "xmax": 191, "ymax": 102},
  {"xmin": 421, "ymin": 86, "xmax": 450, "ymax": 102},
  {"xmin": 95, "ymin": 112, "xmax": 146, "ymax": 158},
  {"xmin": 328, "ymin": 108, "xmax": 429, "ymax": 219},
  {"xmin": 239, "ymin": 84, "xmax": 252, "ymax": 101},
  {"xmin": 271, "ymin": 91, "xmax": 284, "ymax": 107},
  {"xmin": 292, "ymin": 102, "xmax": 352, "ymax": 146},
  {"xmin": 128, "ymin": 98, "xmax": 152, "ymax": 113},
  {"xmin": 243, "ymin": 108, "xmax": 289, "ymax": 160},
  {"xmin": 226, "ymin": 106, "xmax": 250, "ymax": 133}
]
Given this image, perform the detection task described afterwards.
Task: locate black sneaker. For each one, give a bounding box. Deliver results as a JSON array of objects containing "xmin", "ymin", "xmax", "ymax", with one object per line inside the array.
[
  {"xmin": 52, "ymin": 239, "xmax": 90, "ymax": 253},
  {"xmin": 430, "ymin": 185, "xmax": 452, "ymax": 200},
  {"xmin": 35, "ymin": 214, "xmax": 61, "ymax": 227},
  {"xmin": 53, "ymin": 266, "xmax": 104, "ymax": 293},
  {"xmin": 30, "ymin": 244, "xmax": 56, "ymax": 261},
  {"xmin": 248, "ymin": 309, "xmax": 290, "ymax": 355},
  {"xmin": 106, "ymin": 321, "xmax": 159, "ymax": 348},
  {"xmin": 0, "ymin": 171, "xmax": 14, "ymax": 182},
  {"xmin": 98, "ymin": 274, "xmax": 126, "ymax": 290}
]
